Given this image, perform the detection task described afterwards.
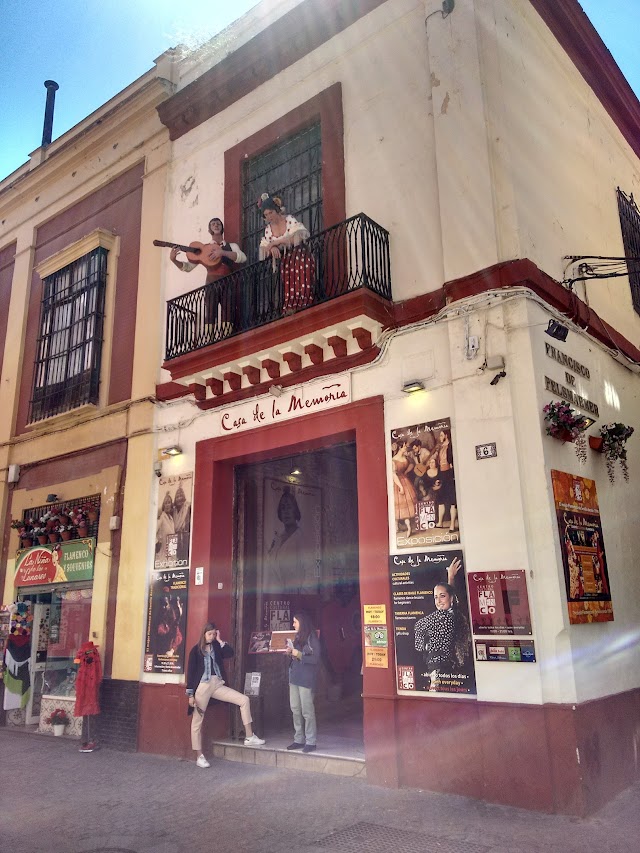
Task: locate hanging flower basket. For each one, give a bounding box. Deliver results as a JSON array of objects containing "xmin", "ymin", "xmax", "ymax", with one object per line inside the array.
[
  {"xmin": 598, "ymin": 423, "xmax": 634, "ymax": 484},
  {"xmin": 543, "ymin": 400, "xmax": 589, "ymax": 464},
  {"xmin": 588, "ymin": 436, "xmax": 604, "ymax": 452}
]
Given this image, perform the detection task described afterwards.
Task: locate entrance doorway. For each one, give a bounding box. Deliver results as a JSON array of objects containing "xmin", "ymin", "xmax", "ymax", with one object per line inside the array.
[{"xmin": 233, "ymin": 441, "xmax": 363, "ymax": 750}]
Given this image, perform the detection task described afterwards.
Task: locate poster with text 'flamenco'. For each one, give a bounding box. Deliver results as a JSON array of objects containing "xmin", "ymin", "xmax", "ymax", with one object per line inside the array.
[
  {"xmin": 390, "ymin": 418, "xmax": 460, "ymax": 549},
  {"xmin": 390, "ymin": 550, "xmax": 476, "ymax": 696},
  {"xmin": 551, "ymin": 470, "xmax": 613, "ymax": 624}
]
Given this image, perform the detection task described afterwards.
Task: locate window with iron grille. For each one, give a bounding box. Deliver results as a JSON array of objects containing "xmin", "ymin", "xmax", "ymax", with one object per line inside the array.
[
  {"xmin": 242, "ymin": 122, "xmax": 323, "ymax": 264},
  {"xmin": 29, "ymin": 246, "xmax": 107, "ymax": 423},
  {"xmin": 617, "ymin": 188, "xmax": 640, "ymax": 315}
]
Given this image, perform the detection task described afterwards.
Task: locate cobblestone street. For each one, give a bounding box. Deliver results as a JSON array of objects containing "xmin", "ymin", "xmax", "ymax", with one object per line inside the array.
[{"xmin": 2, "ymin": 728, "xmax": 639, "ymax": 853}]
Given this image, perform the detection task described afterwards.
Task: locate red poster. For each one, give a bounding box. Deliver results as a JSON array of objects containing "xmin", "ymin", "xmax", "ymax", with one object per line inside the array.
[
  {"xmin": 551, "ymin": 470, "xmax": 613, "ymax": 624},
  {"xmin": 467, "ymin": 570, "xmax": 532, "ymax": 635}
]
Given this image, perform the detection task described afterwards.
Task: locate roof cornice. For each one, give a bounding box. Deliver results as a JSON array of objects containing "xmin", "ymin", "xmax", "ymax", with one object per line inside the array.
[
  {"xmin": 156, "ymin": 0, "xmax": 387, "ymax": 141},
  {"xmin": 529, "ymin": 0, "xmax": 640, "ymax": 160}
]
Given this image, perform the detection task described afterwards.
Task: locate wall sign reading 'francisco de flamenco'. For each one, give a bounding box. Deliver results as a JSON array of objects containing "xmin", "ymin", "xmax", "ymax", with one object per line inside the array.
[
  {"xmin": 390, "ymin": 418, "xmax": 460, "ymax": 549},
  {"xmin": 390, "ymin": 551, "xmax": 476, "ymax": 696},
  {"xmin": 551, "ymin": 470, "xmax": 613, "ymax": 624}
]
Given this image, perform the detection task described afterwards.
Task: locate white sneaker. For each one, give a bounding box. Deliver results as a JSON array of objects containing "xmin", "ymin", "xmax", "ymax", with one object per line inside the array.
[
  {"xmin": 244, "ymin": 734, "xmax": 266, "ymax": 746},
  {"xmin": 196, "ymin": 754, "xmax": 210, "ymax": 768}
]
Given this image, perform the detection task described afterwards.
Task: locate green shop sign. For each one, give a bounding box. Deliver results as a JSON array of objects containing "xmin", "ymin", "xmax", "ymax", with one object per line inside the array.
[{"xmin": 15, "ymin": 539, "xmax": 96, "ymax": 587}]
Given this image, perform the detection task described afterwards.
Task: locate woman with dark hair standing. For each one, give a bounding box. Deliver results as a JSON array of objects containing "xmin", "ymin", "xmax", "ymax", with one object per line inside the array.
[
  {"xmin": 186, "ymin": 622, "xmax": 265, "ymax": 768},
  {"xmin": 285, "ymin": 611, "xmax": 320, "ymax": 753},
  {"xmin": 413, "ymin": 558, "xmax": 471, "ymax": 692},
  {"xmin": 257, "ymin": 193, "xmax": 314, "ymax": 314}
]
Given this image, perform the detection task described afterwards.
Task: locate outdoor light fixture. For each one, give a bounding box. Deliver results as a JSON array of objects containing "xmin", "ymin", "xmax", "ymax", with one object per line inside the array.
[
  {"xmin": 269, "ymin": 384, "xmax": 284, "ymax": 397},
  {"xmin": 290, "ymin": 468, "xmax": 302, "ymax": 476},
  {"xmin": 402, "ymin": 380, "xmax": 425, "ymax": 394},
  {"xmin": 545, "ymin": 319, "xmax": 569, "ymax": 342},
  {"xmin": 162, "ymin": 445, "xmax": 182, "ymax": 457},
  {"xmin": 46, "ymin": 493, "xmax": 58, "ymax": 503}
]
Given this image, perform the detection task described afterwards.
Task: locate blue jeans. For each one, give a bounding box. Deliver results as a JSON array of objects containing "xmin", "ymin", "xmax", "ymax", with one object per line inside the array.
[{"xmin": 289, "ymin": 683, "xmax": 316, "ymax": 745}]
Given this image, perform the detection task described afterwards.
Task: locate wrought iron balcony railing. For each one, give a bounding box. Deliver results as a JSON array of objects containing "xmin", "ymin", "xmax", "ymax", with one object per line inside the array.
[{"xmin": 165, "ymin": 213, "xmax": 391, "ymax": 360}]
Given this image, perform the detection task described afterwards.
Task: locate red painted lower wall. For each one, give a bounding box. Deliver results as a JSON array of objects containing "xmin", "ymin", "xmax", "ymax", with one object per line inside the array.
[{"xmin": 366, "ymin": 687, "xmax": 640, "ymax": 815}]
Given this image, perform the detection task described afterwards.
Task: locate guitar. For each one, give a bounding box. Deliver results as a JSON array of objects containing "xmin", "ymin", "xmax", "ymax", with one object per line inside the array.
[{"xmin": 153, "ymin": 239, "xmax": 222, "ymax": 269}]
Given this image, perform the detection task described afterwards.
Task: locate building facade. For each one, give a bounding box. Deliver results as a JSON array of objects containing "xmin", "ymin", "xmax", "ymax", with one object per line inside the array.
[{"xmin": 2, "ymin": 0, "xmax": 640, "ymax": 815}]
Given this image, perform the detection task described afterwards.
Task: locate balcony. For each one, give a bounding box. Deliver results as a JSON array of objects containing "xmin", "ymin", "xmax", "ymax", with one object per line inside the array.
[{"xmin": 160, "ymin": 213, "xmax": 394, "ymax": 407}]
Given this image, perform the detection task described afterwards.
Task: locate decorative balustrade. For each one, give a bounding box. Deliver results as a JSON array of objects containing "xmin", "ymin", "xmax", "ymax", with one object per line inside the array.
[{"xmin": 165, "ymin": 213, "xmax": 391, "ymax": 360}]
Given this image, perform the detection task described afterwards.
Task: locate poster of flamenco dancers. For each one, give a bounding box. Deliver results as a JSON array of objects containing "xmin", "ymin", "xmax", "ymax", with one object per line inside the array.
[
  {"xmin": 390, "ymin": 418, "xmax": 460, "ymax": 549},
  {"xmin": 551, "ymin": 470, "xmax": 613, "ymax": 624}
]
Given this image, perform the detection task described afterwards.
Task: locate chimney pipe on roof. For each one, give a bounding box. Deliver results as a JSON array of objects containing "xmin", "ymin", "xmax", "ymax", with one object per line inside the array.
[{"xmin": 42, "ymin": 80, "xmax": 59, "ymax": 147}]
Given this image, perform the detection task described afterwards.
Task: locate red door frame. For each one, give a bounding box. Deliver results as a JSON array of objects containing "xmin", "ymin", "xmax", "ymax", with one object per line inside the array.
[{"xmin": 189, "ymin": 394, "xmax": 399, "ymax": 785}]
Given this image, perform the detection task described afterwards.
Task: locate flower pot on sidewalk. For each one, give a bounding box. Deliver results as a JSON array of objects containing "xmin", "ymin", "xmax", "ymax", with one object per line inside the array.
[{"xmin": 52, "ymin": 724, "xmax": 65, "ymax": 737}]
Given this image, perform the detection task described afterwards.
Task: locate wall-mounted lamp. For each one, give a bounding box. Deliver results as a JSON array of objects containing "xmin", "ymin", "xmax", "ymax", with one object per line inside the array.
[
  {"xmin": 161, "ymin": 445, "xmax": 182, "ymax": 458},
  {"xmin": 269, "ymin": 384, "xmax": 284, "ymax": 397},
  {"xmin": 46, "ymin": 493, "xmax": 58, "ymax": 503},
  {"xmin": 545, "ymin": 319, "xmax": 569, "ymax": 342},
  {"xmin": 290, "ymin": 468, "xmax": 302, "ymax": 476},
  {"xmin": 402, "ymin": 380, "xmax": 425, "ymax": 394}
]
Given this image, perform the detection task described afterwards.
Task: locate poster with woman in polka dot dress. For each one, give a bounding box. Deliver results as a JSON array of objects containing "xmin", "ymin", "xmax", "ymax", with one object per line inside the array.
[{"xmin": 390, "ymin": 550, "xmax": 476, "ymax": 695}]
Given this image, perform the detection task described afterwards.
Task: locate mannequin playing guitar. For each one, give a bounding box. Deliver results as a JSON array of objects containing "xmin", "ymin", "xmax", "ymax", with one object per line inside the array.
[
  {"xmin": 155, "ymin": 217, "xmax": 246, "ymax": 284},
  {"xmin": 155, "ymin": 217, "xmax": 247, "ymax": 337}
]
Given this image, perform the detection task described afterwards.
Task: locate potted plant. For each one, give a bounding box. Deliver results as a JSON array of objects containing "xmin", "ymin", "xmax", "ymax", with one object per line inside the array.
[
  {"xmin": 58, "ymin": 506, "xmax": 72, "ymax": 524},
  {"xmin": 543, "ymin": 400, "xmax": 589, "ymax": 464},
  {"xmin": 595, "ymin": 423, "xmax": 634, "ymax": 484},
  {"xmin": 71, "ymin": 508, "xmax": 88, "ymax": 538},
  {"xmin": 58, "ymin": 523, "xmax": 74, "ymax": 541},
  {"xmin": 83, "ymin": 503, "xmax": 99, "ymax": 523},
  {"xmin": 33, "ymin": 525, "xmax": 48, "ymax": 545},
  {"xmin": 11, "ymin": 519, "xmax": 32, "ymax": 548},
  {"xmin": 45, "ymin": 707, "xmax": 70, "ymax": 736}
]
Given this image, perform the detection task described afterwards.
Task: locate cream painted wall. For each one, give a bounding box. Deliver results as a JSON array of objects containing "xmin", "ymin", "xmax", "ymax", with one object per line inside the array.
[
  {"xmin": 154, "ymin": 286, "xmax": 640, "ymax": 704},
  {"xmin": 476, "ymin": 0, "xmax": 640, "ymax": 346},
  {"xmin": 0, "ymin": 78, "xmax": 172, "ymax": 687},
  {"xmin": 526, "ymin": 300, "xmax": 640, "ymax": 702},
  {"xmin": 160, "ymin": 0, "xmax": 442, "ymax": 336}
]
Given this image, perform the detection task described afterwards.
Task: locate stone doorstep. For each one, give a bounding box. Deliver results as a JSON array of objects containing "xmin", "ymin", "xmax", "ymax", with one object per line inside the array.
[{"xmin": 211, "ymin": 740, "xmax": 367, "ymax": 779}]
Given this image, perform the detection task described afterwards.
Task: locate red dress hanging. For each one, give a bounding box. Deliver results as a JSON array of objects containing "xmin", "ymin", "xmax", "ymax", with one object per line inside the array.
[{"xmin": 74, "ymin": 641, "xmax": 102, "ymax": 717}]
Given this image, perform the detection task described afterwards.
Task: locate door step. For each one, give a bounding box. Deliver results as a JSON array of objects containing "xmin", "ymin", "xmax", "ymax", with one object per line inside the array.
[{"xmin": 212, "ymin": 739, "xmax": 366, "ymax": 779}]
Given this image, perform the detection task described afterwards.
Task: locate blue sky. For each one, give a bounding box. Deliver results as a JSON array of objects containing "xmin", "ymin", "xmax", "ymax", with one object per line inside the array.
[{"xmin": 1, "ymin": 0, "xmax": 639, "ymax": 182}]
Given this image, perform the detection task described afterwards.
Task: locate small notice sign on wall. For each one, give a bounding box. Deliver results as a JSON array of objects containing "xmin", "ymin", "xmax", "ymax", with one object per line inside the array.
[{"xmin": 475, "ymin": 442, "xmax": 497, "ymax": 460}]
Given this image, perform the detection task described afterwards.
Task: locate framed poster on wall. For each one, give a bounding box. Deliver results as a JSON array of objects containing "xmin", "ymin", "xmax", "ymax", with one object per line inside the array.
[
  {"xmin": 390, "ymin": 550, "xmax": 476, "ymax": 696},
  {"xmin": 551, "ymin": 470, "xmax": 613, "ymax": 624},
  {"xmin": 390, "ymin": 418, "xmax": 460, "ymax": 549}
]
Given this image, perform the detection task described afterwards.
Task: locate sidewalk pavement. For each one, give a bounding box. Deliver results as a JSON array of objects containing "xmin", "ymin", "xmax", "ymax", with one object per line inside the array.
[{"xmin": 1, "ymin": 727, "xmax": 639, "ymax": 853}]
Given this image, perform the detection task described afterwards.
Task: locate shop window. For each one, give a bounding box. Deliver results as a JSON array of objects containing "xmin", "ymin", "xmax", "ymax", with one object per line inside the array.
[
  {"xmin": 617, "ymin": 187, "xmax": 640, "ymax": 315},
  {"xmin": 241, "ymin": 122, "xmax": 323, "ymax": 263}
]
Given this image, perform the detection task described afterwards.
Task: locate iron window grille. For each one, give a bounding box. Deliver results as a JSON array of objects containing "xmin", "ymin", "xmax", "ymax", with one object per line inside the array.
[
  {"xmin": 617, "ymin": 188, "xmax": 640, "ymax": 314},
  {"xmin": 242, "ymin": 122, "xmax": 323, "ymax": 264},
  {"xmin": 29, "ymin": 246, "xmax": 107, "ymax": 423}
]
